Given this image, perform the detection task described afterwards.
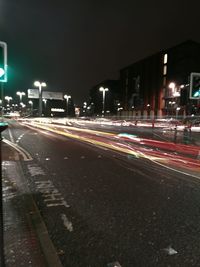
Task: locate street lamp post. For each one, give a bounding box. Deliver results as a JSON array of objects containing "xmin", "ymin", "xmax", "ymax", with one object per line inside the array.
[
  {"xmin": 4, "ymin": 96, "xmax": 12, "ymax": 113},
  {"xmin": 99, "ymin": 87, "xmax": 109, "ymax": 116},
  {"xmin": 28, "ymin": 101, "xmax": 33, "ymax": 115},
  {"xmin": 4, "ymin": 96, "xmax": 12, "ymax": 105},
  {"xmin": 43, "ymin": 99, "xmax": 47, "ymax": 108},
  {"xmin": 16, "ymin": 91, "xmax": 25, "ymax": 102},
  {"xmin": 64, "ymin": 95, "xmax": 71, "ymax": 116},
  {"xmin": 34, "ymin": 81, "xmax": 46, "ymax": 117},
  {"xmin": 169, "ymin": 101, "xmax": 176, "ymax": 116},
  {"xmin": 43, "ymin": 99, "xmax": 47, "ymax": 116}
]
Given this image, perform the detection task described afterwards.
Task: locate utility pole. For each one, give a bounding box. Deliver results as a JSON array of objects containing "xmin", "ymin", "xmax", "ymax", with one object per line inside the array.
[{"xmin": 0, "ymin": 122, "xmax": 8, "ymax": 267}]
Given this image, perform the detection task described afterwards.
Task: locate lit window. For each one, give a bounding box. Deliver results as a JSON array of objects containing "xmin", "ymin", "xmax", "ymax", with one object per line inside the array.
[
  {"xmin": 164, "ymin": 53, "xmax": 168, "ymax": 64},
  {"xmin": 163, "ymin": 65, "xmax": 167, "ymax": 75}
]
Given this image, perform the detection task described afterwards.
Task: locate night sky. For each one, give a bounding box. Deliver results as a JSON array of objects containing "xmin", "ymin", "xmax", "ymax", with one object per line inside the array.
[{"xmin": 1, "ymin": 0, "xmax": 200, "ymax": 105}]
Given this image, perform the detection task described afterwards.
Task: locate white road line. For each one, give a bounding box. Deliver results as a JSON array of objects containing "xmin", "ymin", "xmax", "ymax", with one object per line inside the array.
[
  {"xmin": 8, "ymin": 128, "xmax": 15, "ymax": 143},
  {"xmin": 152, "ymin": 159, "xmax": 200, "ymax": 180},
  {"xmin": 27, "ymin": 165, "xmax": 46, "ymax": 176},
  {"xmin": 3, "ymin": 138, "xmax": 33, "ymax": 161},
  {"xmin": 61, "ymin": 214, "xmax": 73, "ymax": 232}
]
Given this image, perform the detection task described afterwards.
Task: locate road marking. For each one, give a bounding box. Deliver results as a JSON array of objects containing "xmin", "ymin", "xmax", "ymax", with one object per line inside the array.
[
  {"xmin": 3, "ymin": 138, "xmax": 33, "ymax": 161},
  {"xmin": 27, "ymin": 164, "xmax": 46, "ymax": 176},
  {"xmin": 16, "ymin": 133, "xmax": 25, "ymax": 143},
  {"xmin": 35, "ymin": 180, "xmax": 70, "ymax": 208},
  {"xmin": 152, "ymin": 159, "xmax": 200, "ymax": 180},
  {"xmin": 163, "ymin": 246, "xmax": 178, "ymax": 255},
  {"xmin": 61, "ymin": 214, "xmax": 73, "ymax": 232},
  {"xmin": 8, "ymin": 128, "xmax": 15, "ymax": 143}
]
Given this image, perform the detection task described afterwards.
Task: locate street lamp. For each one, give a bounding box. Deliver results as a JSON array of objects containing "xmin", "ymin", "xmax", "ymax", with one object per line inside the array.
[
  {"xmin": 169, "ymin": 101, "xmax": 176, "ymax": 116},
  {"xmin": 99, "ymin": 87, "xmax": 109, "ymax": 116},
  {"xmin": 4, "ymin": 96, "xmax": 12, "ymax": 105},
  {"xmin": 28, "ymin": 100, "xmax": 33, "ymax": 115},
  {"xmin": 64, "ymin": 95, "xmax": 71, "ymax": 116},
  {"xmin": 16, "ymin": 91, "xmax": 25, "ymax": 102},
  {"xmin": 34, "ymin": 81, "xmax": 46, "ymax": 117},
  {"xmin": 43, "ymin": 98, "xmax": 47, "ymax": 108},
  {"xmin": 43, "ymin": 99, "xmax": 47, "ymax": 116},
  {"xmin": 28, "ymin": 100, "xmax": 33, "ymax": 107},
  {"xmin": 176, "ymin": 107, "xmax": 181, "ymax": 119}
]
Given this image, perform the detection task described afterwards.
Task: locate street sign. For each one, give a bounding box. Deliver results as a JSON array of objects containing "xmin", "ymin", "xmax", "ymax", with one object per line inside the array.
[
  {"xmin": 28, "ymin": 89, "xmax": 64, "ymax": 100},
  {"xmin": 28, "ymin": 88, "xmax": 39, "ymax": 99},
  {"xmin": 42, "ymin": 91, "xmax": 63, "ymax": 100}
]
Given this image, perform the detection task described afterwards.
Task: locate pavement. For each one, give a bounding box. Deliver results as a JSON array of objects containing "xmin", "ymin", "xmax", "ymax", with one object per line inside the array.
[{"xmin": 1, "ymin": 141, "xmax": 63, "ymax": 267}]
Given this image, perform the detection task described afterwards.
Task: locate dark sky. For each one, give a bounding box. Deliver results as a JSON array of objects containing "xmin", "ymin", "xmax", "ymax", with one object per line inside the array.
[{"xmin": 1, "ymin": 0, "xmax": 200, "ymax": 105}]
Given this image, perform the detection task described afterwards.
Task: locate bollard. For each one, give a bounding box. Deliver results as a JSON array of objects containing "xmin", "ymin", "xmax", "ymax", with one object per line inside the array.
[{"xmin": 0, "ymin": 122, "xmax": 8, "ymax": 267}]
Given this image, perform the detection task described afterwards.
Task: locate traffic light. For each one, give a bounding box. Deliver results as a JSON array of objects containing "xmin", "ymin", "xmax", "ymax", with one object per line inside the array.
[
  {"xmin": 190, "ymin": 72, "xmax": 200, "ymax": 99},
  {"xmin": 0, "ymin": 41, "xmax": 7, "ymax": 82}
]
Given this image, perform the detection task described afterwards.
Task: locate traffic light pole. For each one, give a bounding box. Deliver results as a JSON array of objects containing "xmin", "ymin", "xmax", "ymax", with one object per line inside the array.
[
  {"xmin": 1, "ymin": 83, "xmax": 4, "ymax": 120},
  {"xmin": 0, "ymin": 122, "xmax": 8, "ymax": 267}
]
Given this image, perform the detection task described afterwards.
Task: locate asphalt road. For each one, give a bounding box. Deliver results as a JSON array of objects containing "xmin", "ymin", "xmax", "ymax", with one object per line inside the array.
[{"xmin": 3, "ymin": 119, "xmax": 200, "ymax": 267}]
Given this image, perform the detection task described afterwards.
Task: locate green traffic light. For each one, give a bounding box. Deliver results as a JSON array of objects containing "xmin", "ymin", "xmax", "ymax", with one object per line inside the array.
[{"xmin": 0, "ymin": 67, "xmax": 4, "ymax": 78}]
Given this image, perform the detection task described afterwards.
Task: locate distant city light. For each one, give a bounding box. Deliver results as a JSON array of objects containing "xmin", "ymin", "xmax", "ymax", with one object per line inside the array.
[{"xmin": 51, "ymin": 108, "xmax": 65, "ymax": 112}]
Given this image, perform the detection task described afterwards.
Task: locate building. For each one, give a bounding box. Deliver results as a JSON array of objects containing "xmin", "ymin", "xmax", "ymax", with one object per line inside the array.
[{"xmin": 120, "ymin": 40, "xmax": 200, "ymax": 118}]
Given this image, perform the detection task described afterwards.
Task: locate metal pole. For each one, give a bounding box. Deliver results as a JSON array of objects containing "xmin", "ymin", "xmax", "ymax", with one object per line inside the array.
[
  {"xmin": 1, "ymin": 83, "xmax": 4, "ymax": 120},
  {"xmin": 0, "ymin": 122, "xmax": 8, "ymax": 267},
  {"xmin": 102, "ymin": 90, "xmax": 105, "ymax": 115},
  {"xmin": 39, "ymin": 84, "xmax": 42, "ymax": 117}
]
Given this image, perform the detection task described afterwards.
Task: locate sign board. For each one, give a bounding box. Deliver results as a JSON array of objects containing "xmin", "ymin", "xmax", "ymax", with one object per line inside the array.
[
  {"xmin": 28, "ymin": 90, "xmax": 64, "ymax": 100},
  {"xmin": 28, "ymin": 89, "xmax": 39, "ymax": 99},
  {"xmin": 42, "ymin": 91, "xmax": 63, "ymax": 100}
]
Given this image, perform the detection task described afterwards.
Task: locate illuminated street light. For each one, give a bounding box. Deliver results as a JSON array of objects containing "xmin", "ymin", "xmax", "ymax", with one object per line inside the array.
[
  {"xmin": 99, "ymin": 87, "xmax": 109, "ymax": 116},
  {"xmin": 16, "ymin": 91, "xmax": 25, "ymax": 102},
  {"xmin": 169, "ymin": 82, "xmax": 176, "ymax": 91},
  {"xmin": 43, "ymin": 99, "xmax": 47, "ymax": 115},
  {"xmin": 28, "ymin": 100, "xmax": 33, "ymax": 115},
  {"xmin": 169, "ymin": 101, "xmax": 176, "ymax": 106},
  {"xmin": 4, "ymin": 96, "xmax": 12, "ymax": 105},
  {"xmin": 169, "ymin": 82, "xmax": 180, "ymax": 97},
  {"xmin": 43, "ymin": 98, "xmax": 47, "ymax": 106},
  {"xmin": 20, "ymin": 102, "xmax": 26, "ymax": 108},
  {"xmin": 64, "ymin": 94, "xmax": 71, "ymax": 116},
  {"xmin": 34, "ymin": 81, "xmax": 46, "ymax": 117},
  {"xmin": 176, "ymin": 107, "xmax": 181, "ymax": 118},
  {"xmin": 28, "ymin": 100, "xmax": 33, "ymax": 106}
]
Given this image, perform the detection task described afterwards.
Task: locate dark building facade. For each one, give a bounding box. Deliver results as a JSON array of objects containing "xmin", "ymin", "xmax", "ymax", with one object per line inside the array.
[
  {"xmin": 89, "ymin": 80, "xmax": 120, "ymax": 115},
  {"xmin": 120, "ymin": 40, "xmax": 200, "ymax": 117}
]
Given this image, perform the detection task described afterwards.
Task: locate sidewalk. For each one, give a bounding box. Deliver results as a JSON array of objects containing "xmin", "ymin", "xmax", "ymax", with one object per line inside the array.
[{"xmin": 1, "ymin": 142, "xmax": 63, "ymax": 267}]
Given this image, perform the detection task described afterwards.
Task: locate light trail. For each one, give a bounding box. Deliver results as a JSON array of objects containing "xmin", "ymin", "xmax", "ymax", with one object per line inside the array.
[{"xmin": 22, "ymin": 121, "xmax": 200, "ymax": 174}]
